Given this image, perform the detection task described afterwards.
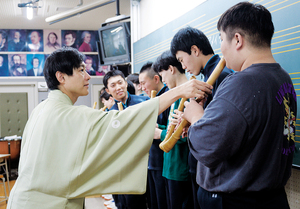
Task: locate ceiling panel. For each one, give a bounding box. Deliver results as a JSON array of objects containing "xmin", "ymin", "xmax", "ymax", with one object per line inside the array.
[{"xmin": 0, "ymin": 0, "xmax": 130, "ymax": 30}]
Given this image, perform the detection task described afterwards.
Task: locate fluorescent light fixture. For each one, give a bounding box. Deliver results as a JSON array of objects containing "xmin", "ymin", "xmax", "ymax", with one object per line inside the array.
[
  {"xmin": 45, "ymin": 0, "xmax": 115, "ymax": 24},
  {"xmin": 27, "ymin": 7, "xmax": 33, "ymax": 20}
]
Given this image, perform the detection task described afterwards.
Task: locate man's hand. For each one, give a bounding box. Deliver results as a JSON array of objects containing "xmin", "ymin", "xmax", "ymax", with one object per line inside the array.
[
  {"xmin": 158, "ymin": 79, "xmax": 212, "ymax": 115},
  {"xmin": 182, "ymin": 98, "xmax": 206, "ymax": 125},
  {"xmin": 178, "ymin": 79, "xmax": 212, "ymax": 100},
  {"xmin": 154, "ymin": 127, "xmax": 162, "ymax": 139}
]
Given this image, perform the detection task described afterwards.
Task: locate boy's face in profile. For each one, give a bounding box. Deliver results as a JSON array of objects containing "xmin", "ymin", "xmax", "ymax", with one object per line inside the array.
[
  {"xmin": 176, "ymin": 48, "xmax": 201, "ymax": 76},
  {"xmin": 159, "ymin": 68, "xmax": 176, "ymax": 89},
  {"xmin": 106, "ymin": 75, "xmax": 128, "ymax": 102}
]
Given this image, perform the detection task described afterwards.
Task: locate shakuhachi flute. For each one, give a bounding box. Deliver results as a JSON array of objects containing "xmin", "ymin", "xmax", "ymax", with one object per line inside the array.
[
  {"xmin": 117, "ymin": 102, "xmax": 124, "ymax": 111},
  {"xmin": 100, "ymin": 106, "xmax": 107, "ymax": 111},
  {"xmin": 151, "ymin": 90, "xmax": 157, "ymax": 99},
  {"xmin": 159, "ymin": 76, "xmax": 197, "ymax": 150},
  {"xmin": 93, "ymin": 102, "xmax": 97, "ymax": 109},
  {"xmin": 159, "ymin": 57, "xmax": 226, "ymax": 153}
]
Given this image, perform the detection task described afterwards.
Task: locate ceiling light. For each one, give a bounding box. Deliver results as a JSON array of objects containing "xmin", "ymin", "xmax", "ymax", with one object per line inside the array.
[
  {"xmin": 27, "ymin": 7, "xmax": 33, "ymax": 20},
  {"xmin": 45, "ymin": 0, "xmax": 115, "ymax": 25}
]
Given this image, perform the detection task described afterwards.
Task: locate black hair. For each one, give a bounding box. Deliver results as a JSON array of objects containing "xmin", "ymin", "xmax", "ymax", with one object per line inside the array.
[
  {"xmin": 64, "ymin": 31, "xmax": 77, "ymax": 39},
  {"xmin": 153, "ymin": 50, "xmax": 185, "ymax": 74},
  {"xmin": 139, "ymin": 61, "xmax": 162, "ymax": 82},
  {"xmin": 31, "ymin": 57, "xmax": 39, "ymax": 65},
  {"xmin": 170, "ymin": 26, "xmax": 214, "ymax": 57},
  {"xmin": 127, "ymin": 80, "xmax": 136, "ymax": 95},
  {"xmin": 127, "ymin": 73, "xmax": 140, "ymax": 85},
  {"xmin": 103, "ymin": 69, "xmax": 126, "ymax": 89},
  {"xmin": 217, "ymin": 2, "xmax": 274, "ymax": 47},
  {"xmin": 100, "ymin": 91, "xmax": 111, "ymax": 101},
  {"xmin": 43, "ymin": 47, "xmax": 85, "ymax": 90}
]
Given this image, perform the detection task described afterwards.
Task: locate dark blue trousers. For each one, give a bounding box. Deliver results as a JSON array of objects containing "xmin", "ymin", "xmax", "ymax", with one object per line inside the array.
[
  {"xmin": 147, "ymin": 169, "xmax": 168, "ymax": 209},
  {"xmin": 198, "ymin": 186, "xmax": 290, "ymax": 209}
]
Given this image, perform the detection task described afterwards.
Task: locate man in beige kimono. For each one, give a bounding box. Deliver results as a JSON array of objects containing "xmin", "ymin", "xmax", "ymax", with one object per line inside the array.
[{"xmin": 7, "ymin": 47, "xmax": 212, "ymax": 209}]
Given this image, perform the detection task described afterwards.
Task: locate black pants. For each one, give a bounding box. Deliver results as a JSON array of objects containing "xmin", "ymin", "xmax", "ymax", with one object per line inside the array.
[
  {"xmin": 198, "ymin": 186, "xmax": 290, "ymax": 209},
  {"xmin": 113, "ymin": 194, "xmax": 147, "ymax": 209},
  {"xmin": 146, "ymin": 169, "xmax": 168, "ymax": 209},
  {"xmin": 165, "ymin": 177, "xmax": 193, "ymax": 209}
]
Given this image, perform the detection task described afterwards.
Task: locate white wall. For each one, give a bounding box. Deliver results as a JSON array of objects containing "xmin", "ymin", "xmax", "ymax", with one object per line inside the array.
[{"xmin": 137, "ymin": 0, "xmax": 206, "ymax": 39}]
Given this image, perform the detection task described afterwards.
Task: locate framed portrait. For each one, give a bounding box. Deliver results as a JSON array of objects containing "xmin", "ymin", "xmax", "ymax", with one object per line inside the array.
[
  {"xmin": 84, "ymin": 54, "xmax": 98, "ymax": 76},
  {"xmin": 44, "ymin": 29, "xmax": 62, "ymax": 53},
  {"xmin": 26, "ymin": 29, "xmax": 44, "ymax": 52},
  {"xmin": 8, "ymin": 54, "xmax": 27, "ymax": 76},
  {"xmin": 96, "ymin": 64, "xmax": 111, "ymax": 76},
  {"xmin": 26, "ymin": 54, "xmax": 45, "ymax": 76},
  {"xmin": 78, "ymin": 30, "xmax": 98, "ymax": 52},
  {"xmin": 8, "ymin": 29, "xmax": 27, "ymax": 52},
  {"xmin": 61, "ymin": 30, "xmax": 79, "ymax": 49},
  {"xmin": 0, "ymin": 54, "xmax": 9, "ymax": 76},
  {"xmin": 0, "ymin": 29, "xmax": 8, "ymax": 52}
]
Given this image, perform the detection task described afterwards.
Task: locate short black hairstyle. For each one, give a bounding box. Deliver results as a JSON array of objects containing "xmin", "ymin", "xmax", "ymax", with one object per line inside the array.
[
  {"xmin": 153, "ymin": 50, "xmax": 185, "ymax": 74},
  {"xmin": 100, "ymin": 91, "xmax": 111, "ymax": 101},
  {"xmin": 140, "ymin": 61, "xmax": 162, "ymax": 82},
  {"xmin": 127, "ymin": 73, "xmax": 140, "ymax": 85},
  {"xmin": 170, "ymin": 26, "xmax": 214, "ymax": 57},
  {"xmin": 217, "ymin": 2, "xmax": 274, "ymax": 47},
  {"xmin": 103, "ymin": 69, "xmax": 126, "ymax": 89},
  {"xmin": 127, "ymin": 80, "xmax": 136, "ymax": 95},
  {"xmin": 43, "ymin": 47, "xmax": 85, "ymax": 90}
]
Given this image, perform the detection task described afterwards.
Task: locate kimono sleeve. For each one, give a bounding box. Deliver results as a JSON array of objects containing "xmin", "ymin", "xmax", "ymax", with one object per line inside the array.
[{"xmin": 69, "ymin": 98, "xmax": 159, "ymax": 198}]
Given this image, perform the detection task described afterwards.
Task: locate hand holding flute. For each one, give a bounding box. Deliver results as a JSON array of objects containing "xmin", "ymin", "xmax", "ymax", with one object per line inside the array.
[{"xmin": 159, "ymin": 58, "xmax": 226, "ymax": 152}]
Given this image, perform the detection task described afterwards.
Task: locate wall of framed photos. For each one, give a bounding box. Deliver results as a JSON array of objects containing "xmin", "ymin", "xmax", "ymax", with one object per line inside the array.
[{"xmin": 0, "ymin": 29, "xmax": 111, "ymax": 77}]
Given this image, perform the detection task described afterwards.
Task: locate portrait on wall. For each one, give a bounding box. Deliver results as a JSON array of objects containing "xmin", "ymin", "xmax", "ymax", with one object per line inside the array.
[
  {"xmin": 26, "ymin": 29, "xmax": 44, "ymax": 52},
  {"xmin": 96, "ymin": 64, "xmax": 111, "ymax": 76},
  {"xmin": 61, "ymin": 30, "xmax": 78, "ymax": 49},
  {"xmin": 8, "ymin": 29, "xmax": 27, "ymax": 52},
  {"xmin": 26, "ymin": 54, "xmax": 45, "ymax": 76},
  {"xmin": 0, "ymin": 54, "xmax": 9, "ymax": 76},
  {"xmin": 0, "ymin": 29, "xmax": 8, "ymax": 51},
  {"xmin": 78, "ymin": 30, "xmax": 97, "ymax": 52},
  {"xmin": 8, "ymin": 54, "xmax": 27, "ymax": 76},
  {"xmin": 44, "ymin": 29, "xmax": 61, "ymax": 53},
  {"xmin": 84, "ymin": 54, "xmax": 98, "ymax": 75}
]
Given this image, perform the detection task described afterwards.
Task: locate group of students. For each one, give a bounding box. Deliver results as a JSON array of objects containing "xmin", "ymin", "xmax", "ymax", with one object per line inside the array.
[
  {"xmin": 99, "ymin": 24, "xmax": 233, "ymax": 208},
  {"xmin": 7, "ymin": 2, "xmax": 296, "ymax": 209}
]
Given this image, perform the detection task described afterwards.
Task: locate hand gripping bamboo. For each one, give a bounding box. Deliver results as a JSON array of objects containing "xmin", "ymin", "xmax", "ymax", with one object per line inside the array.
[
  {"xmin": 159, "ymin": 76, "xmax": 197, "ymax": 151},
  {"xmin": 159, "ymin": 58, "xmax": 226, "ymax": 153}
]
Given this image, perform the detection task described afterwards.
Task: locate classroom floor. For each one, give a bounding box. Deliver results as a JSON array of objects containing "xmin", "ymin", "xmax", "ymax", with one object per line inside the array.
[{"xmin": 0, "ymin": 180, "xmax": 112, "ymax": 209}]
